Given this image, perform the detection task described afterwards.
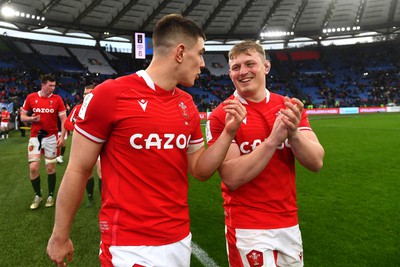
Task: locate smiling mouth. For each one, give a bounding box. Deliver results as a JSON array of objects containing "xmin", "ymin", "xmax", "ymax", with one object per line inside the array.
[{"xmin": 240, "ymin": 77, "xmax": 252, "ymax": 83}]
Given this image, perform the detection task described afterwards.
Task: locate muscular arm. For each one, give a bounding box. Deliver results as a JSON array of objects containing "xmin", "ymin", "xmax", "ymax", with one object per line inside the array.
[
  {"xmin": 218, "ymin": 115, "xmax": 288, "ymax": 191},
  {"xmin": 21, "ymin": 110, "xmax": 40, "ymax": 123},
  {"xmin": 57, "ymin": 113, "xmax": 68, "ymax": 147},
  {"xmin": 288, "ymin": 130, "xmax": 324, "ymax": 172},
  {"xmin": 187, "ymin": 127, "xmax": 235, "ymax": 182},
  {"xmin": 47, "ymin": 131, "xmax": 102, "ymax": 266},
  {"xmin": 188, "ymin": 98, "xmax": 247, "ymax": 181},
  {"xmin": 280, "ymin": 97, "xmax": 324, "ymax": 172}
]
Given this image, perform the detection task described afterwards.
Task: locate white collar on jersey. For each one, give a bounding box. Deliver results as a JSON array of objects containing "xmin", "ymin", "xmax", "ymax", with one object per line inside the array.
[
  {"xmin": 136, "ymin": 70, "xmax": 176, "ymax": 95},
  {"xmin": 233, "ymin": 88, "xmax": 270, "ymax": 104},
  {"xmin": 38, "ymin": 91, "xmax": 53, "ymax": 98},
  {"xmin": 136, "ymin": 70, "xmax": 155, "ymax": 90}
]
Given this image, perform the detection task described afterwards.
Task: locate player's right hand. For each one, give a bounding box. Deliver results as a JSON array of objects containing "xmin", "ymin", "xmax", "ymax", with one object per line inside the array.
[
  {"xmin": 269, "ymin": 113, "xmax": 289, "ymax": 146},
  {"xmin": 222, "ymin": 97, "xmax": 247, "ymax": 136},
  {"xmin": 47, "ymin": 235, "xmax": 74, "ymax": 266},
  {"xmin": 32, "ymin": 114, "xmax": 40, "ymax": 122}
]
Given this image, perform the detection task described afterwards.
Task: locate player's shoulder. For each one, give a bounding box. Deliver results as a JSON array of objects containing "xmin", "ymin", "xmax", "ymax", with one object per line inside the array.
[
  {"xmin": 51, "ymin": 93, "xmax": 64, "ymax": 101},
  {"xmin": 269, "ymin": 92, "xmax": 285, "ymax": 101},
  {"xmin": 70, "ymin": 104, "xmax": 81, "ymax": 112},
  {"xmin": 96, "ymin": 73, "xmax": 142, "ymax": 94},
  {"xmin": 268, "ymin": 92, "xmax": 286, "ymax": 106},
  {"xmin": 174, "ymin": 87, "xmax": 194, "ymax": 100},
  {"xmin": 26, "ymin": 92, "xmax": 38, "ymax": 99}
]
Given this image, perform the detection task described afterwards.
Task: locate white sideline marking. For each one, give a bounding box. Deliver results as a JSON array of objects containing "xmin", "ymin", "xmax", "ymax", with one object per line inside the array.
[{"xmin": 192, "ymin": 241, "xmax": 220, "ymax": 267}]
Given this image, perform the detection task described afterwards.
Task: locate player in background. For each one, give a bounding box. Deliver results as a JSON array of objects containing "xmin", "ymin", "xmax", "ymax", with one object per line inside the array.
[
  {"xmin": 47, "ymin": 14, "xmax": 246, "ymax": 267},
  {"xmin": 63, "ymin": 84, "xmax": 102, "ymax": 207},
  {"xmin": 56, "ymin": 99, "xmax": 72, "ymax": 164},
  {"xmin": 21, "ymin": 74, "xmax": 67, "ymax": 210},
  {"xmin": 206, "ymin": 40, "xmax": 325, "ymax": 267},
  {"xmin": 16, "ymin": 106, "xmax": 27, "ymax": 137},
  {"xmin": 1, "ymin": 106, "xmax": 10, "ymax": 139},
  {"xmin": 56, "ymin": 121, "xmax": 68, "ymax": 164}
]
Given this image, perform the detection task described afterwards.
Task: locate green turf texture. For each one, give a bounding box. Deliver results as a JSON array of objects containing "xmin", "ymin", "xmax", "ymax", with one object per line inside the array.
[{"xmin": 0, "ymin": 113, "xmax": 399, "ymax": 266}]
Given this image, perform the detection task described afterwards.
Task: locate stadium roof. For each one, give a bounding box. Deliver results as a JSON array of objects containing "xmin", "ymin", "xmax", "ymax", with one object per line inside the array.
[{"xmin": 1, "ymin": 0, "xmax": 400, "ymax": 44}]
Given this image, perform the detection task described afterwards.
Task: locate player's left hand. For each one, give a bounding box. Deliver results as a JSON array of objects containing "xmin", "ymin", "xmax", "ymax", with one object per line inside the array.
[
  {"xmin": 222, "ymin": 97, "xmax": 247, "ymax": 136},
  {"xmin": 280, "ymin": 97, "xmax": 304, "ymax": 138},
  {"xmin": 47, "ymin": 235, "xmax": 74, "ymax": 266},
  {"xmin": 56, "ymin": 138, "xmax": 66, "ymax": 148}
]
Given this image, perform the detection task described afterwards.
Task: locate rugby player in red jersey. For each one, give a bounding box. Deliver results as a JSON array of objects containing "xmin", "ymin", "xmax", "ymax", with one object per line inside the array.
[
  {"xmin": 21, "ymin": 74, "xmax": 67, "ymax": 210},
  {"xmin": 207, "ymin": 40, "xmax": 324, "ymax": 267},
  {"xmin": 47, "ymin": 14, "xmax": 246, "ymax": 267}
]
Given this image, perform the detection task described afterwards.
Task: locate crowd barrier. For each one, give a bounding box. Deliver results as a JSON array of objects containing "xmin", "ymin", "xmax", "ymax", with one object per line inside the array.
[{"xmin": 200, "ymin": 106, "xmax": 400, "ymax": 121}]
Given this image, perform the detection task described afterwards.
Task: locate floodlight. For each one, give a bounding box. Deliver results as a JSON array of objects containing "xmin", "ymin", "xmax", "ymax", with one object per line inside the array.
[{"xmin": 1, "ymin": 6, "xmax": 15, "ymax": 17}]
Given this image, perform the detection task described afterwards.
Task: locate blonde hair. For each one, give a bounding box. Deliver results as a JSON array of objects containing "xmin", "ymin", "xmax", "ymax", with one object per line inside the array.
[
  {"xmin": 228, "ymin": 40, "xmax": 266, "ymax": 61},
  {"xmin": 84, "ymin": 84, "xmax": 95, "ymax": 90}
]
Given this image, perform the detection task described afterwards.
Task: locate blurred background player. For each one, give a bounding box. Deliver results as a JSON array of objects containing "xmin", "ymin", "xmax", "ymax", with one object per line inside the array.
[
  {"xmin": 56, "ymin": 98, "xmax": 71, "ymax": 164},
  {"xmin": 56, "ymin": 124, "xmax": 68, "ymax": 163},
  {"xmin": 16, "ymin": 106, "xmax": 27, "ymax": 137},
  {"xmin": 21, "ymin": 74, "xmax": 67, "ymax": 210},
  {"xmin": 64, "ymin": 84, "xmax": 102, "ymax": 207},
  {"xmin": 1, "ymin": 106, "xmax": 10, "ymax": 139}
]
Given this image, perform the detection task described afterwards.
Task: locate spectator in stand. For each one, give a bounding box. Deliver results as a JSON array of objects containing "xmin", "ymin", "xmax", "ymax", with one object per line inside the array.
[{"xmin": 21, "ymin": 74, "xmax": 67, "ymax": 210}]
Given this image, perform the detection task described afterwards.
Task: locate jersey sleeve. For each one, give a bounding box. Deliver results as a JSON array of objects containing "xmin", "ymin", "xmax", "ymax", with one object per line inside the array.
[
  {"xmin": 64, "ymin": 105, "xmax": 79, "ymax": 131},
  {"xmin": 299, "ymin": 109, "xmax": 312, "ymax": 131},
  {"xmin": 186, "ymin": 95, "xmax": 204, "ymax": 154},
  {"xmin": 75, "ymin": 82, "xmax": 115, "ymax": 143},
  {"xmin": 205, "ymin": 104, "xmax": 226, "ymax": 147},
  {"xmin": 22, "ymin": 95, "xmax": 32, "ymax": 113},
  {"xmin": 57, "ymin": 96, "xmax": 66, "ymax": 116}
]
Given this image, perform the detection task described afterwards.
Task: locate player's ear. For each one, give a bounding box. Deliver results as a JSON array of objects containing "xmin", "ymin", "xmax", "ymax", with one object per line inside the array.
[
  {"xmin": 228, "ymin": 69, "xmax": 233, "ymax": 80},
  {"xmin": 264, "ymin": 60, "xmax": 271, "ymax": 75},
  {"xmin": 175, "ymin": 44, "xmax": 185, "ymax": 63}
]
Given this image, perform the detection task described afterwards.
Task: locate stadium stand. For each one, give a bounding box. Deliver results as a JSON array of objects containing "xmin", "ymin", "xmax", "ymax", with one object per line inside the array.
[
  {"xmin": 0, "ymin": 36, "xmax": 399, "ymax": 114},
  {"xmin": 203, "ymin": 54, "xmax": 229, "ymax": 76},
  {"xmin": 69, "ymin": 47, "xmax": 117, "ymax": 75}
]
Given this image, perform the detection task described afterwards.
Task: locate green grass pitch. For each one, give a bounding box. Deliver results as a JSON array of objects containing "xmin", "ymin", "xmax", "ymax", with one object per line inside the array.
[{"xmin": 0, "ymin": 113, "xmax": 399, "ymax": 266}]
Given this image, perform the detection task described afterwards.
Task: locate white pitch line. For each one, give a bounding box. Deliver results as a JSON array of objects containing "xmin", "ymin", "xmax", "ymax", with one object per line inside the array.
[{"xmin": 192, "ymin": 241, "xmax": 220, "ymax": 267}]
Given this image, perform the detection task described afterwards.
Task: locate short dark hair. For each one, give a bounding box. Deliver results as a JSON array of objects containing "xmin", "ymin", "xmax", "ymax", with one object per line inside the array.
[
  {"xmin": 41, "ymin": 74, "xmax": 56, "ymax": 84},
  {"xmin": 153, "ymin": 14, "xmax": 205, "ymax": 50}
]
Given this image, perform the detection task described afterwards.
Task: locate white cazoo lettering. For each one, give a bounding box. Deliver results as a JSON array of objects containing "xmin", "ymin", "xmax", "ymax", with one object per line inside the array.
[
  {"xmin": 33, "ymin": 108, "xmax": 55, "ymax": 113},
  {"xmin": 130, "ymin": 133, "xmax": 191, "ymax": 150},
  {"xmin": 239, "ymin": 138, "xmax": 291, "ymax": 154}
]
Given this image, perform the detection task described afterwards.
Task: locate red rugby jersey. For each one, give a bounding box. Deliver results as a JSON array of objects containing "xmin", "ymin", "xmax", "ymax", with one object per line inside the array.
[
  {"xmin": 75, "ymin": 70, "xmax": 204, "ymax": 246},
  {"xmin": 64, "ymin": 104, "xmax": 81, "ymax": 131},
  {"xmin": 207, "ymin": 89, "xmax": 312, "ymax": 229},
  {"xmin": 22, "ymin": 92, "xmax": 66, "ymax": 137},
  {"xmin": 1, "ymin": 110, "xmax": 10, "ymax": 122}
]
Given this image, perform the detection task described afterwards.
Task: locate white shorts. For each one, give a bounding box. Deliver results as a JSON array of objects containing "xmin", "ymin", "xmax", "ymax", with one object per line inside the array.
[
  {"xmin": 28, "ymin": 135, "xmax": 58, "ymax": 160},
  {"xmin": 226, "ymin": 225, "xmax": 303, "ymax": 267},
  {"xmin": 99, "ymin": 233, "xmax": 192, "ymax": 267},
  {"xmin": 1, "ymin": 122, "xmax": 8, "ymax": 128}
]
